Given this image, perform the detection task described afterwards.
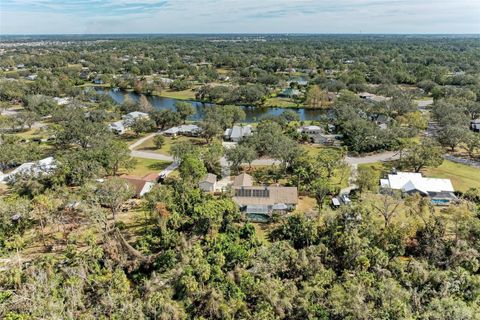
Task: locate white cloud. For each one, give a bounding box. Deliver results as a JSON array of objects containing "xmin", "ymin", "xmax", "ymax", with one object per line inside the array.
[{"xmin": 1, "ymin": 0, "xmax": 479, "ymax": 34}]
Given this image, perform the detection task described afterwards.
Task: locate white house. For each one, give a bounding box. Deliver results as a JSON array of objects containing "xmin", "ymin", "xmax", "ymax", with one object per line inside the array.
[
  {"xmin": 53, "ymin": 97, "xmax": 72, "ymax": 106},
  {"xmin": 163, "ymin": 124, "xmax": 201, "ymax": 137},
  {"xmin": 122, "ymin": 111, "xmax": 149, "ymax": 126},
  {"xmin": 0, "ymin": 157, "xmax": 56, "ymax": 184},
  {"xmin": 108, "ymin": 121, "xmax": 127, "ymax": 135},
  {"xmin": 380, "ymin": 172, "xmax": 456, "ymax": 205},
  {"xmin": 297, "ymin": 125, "xmax": 323, "ymax": 135},
  {"xmin": 224, "ymin": 125, "xmax": 252, "ymax": 142},
  {"xmin": 199, "ymin": 173, "xmax": 217, "ymax": 192}
]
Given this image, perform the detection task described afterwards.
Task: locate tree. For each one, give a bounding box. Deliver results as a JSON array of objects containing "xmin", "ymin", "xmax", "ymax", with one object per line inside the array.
[
  {"xmin": 151, "ymin": 109, "xmax": 181, "ymax": 130},
  {"xmin": 131, "ymin": 117, "xmax": 156, "ymax": 136},
  {"xmin": 226, "ymin": 144, "xmax": 257, "ymax": 172},
  {"xmin": 175, "ymin": 101, "xmax": 195, "ymax": 123},
  {"xmin": 179, "ymin": 155, "xmax": 207, "ymax": 184},
  {"xmin": 138, "ymin": 95, "xmax": 154, "ymax": 113},
  {"xmin": 98, "ymin": 140, "xmax": 136, "ymax": 176},
  {"xmin": 305, "ymin": 85, "xmax": 328, "ymax": 108},
  {"xmin": 96, "ymin": 177, "xmax": 134, "ymax": 223},
  {"xmin": 463, "ymin": 131, "xmax": 480, "ymax": 158},
  {"xmin": 316, "ymin": 148, "xmax": 345, "ymax": 178},
  {"xmin": 356, "ymin": 166, "xmax": 380, "ymax": 192},
  {"xmin": 153, "ymin": 135, "xmax": 166, "ymax": 149},
  {"xmin": 401, "ymin": 139, "xmax": 444, "ymax": 172},
  {"xmin": 437, "ymin": 125, "xmax": 468, "ymax": 152}
]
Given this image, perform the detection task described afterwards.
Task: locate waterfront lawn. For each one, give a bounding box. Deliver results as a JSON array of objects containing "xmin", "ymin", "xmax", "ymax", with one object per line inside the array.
[
  {"xmin": 158, "ymin": 89, "xmax": 197, "ymax": 100},
  {"xmin": 264, "ymin": 97, "xmax": 299, "ymax": 108}
]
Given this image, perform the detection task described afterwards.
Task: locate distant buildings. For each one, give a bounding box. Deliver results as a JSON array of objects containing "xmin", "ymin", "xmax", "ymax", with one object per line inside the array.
[
  {"xmin": 232, "ymin": 173, "xmax": 298, "ymax": 222},
  {"xmin": 224, "ymin": 125, "xmax": 253, "ymax": 142},
  {"xmin": 0, "ymin": 157, "xmax": 56, "ymax": 184},
  {"xmin": 380, "ymin": 172, "xmax": 456, "ymax": 205},
  {"xmin": 278, "ymin": 88, "xmax": 301, "ymax": 98}
]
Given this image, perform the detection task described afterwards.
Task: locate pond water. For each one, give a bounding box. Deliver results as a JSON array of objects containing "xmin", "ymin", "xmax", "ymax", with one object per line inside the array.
[{"xmin": 96, "ymin": 88, "xmax": 333, "ymax": 123}]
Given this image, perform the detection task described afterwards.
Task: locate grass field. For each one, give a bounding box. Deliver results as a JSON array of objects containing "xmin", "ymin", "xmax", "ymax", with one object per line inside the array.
[
  {"xmin": 135, "ymin": 135, "xmax": 206, "ymax": 156},
  {"xmin": 158, "ymin": 89, "xmax": 197, "ymax": 100},
  {"xmin": 423, "ymin": 160, "xmax": 480, "ymax": 192},
  {"xmin": 264, "ymin": 97, "xmax": 299, "ymax": 108},
  {"xmin": 125, "ymin": 157, "xmax": 172, "ymax": 177}
]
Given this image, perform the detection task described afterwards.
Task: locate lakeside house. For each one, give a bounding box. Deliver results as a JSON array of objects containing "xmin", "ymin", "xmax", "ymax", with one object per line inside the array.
[
  {"xmin": 199, "ymin": 173, "xmax": 217, "ymax": 192},
  {"xmin": 224, "ymin": 125, "xmax": 253, "ymax": 142},
  {"xmin": 297, "ymin": 125, "xmax": 341, "ymax": 145},
  {"xmin": 278, "ymin": 88, "xmax": 301, "ymax": 98},
  {"xmin": 119, "ymin": 175, "xmax": 156, "ymax": 197},
  {"xmin": 0, "ymin": 157, "xmax": 56, "ymax": 184},
  {"xmin": 358, "ymin": 92, "xmax": 390, "ymax": 103},
  {"xmin": 232, "ymin": 173, "xmax": 298, "ymax": 222},
  {"xmin": 122, "ymin": 111, "xmax": 149, "ymax": 126},
  {"xmin": 108, "ymin": 111, "xmax": 150, "ymax": 135},
  {"xmin": 163, "ymin": 124, "xmax": 202, "ymax": 137},
  {"xmin": 380, "ymin": 172, "xmax": 456, "ymax": 205}
]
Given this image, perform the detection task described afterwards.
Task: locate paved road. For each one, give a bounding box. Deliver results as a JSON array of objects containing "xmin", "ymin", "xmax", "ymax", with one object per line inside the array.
[
  {"xmin": 345, "ymin": 151, "xmax": 399, "ymax": 165},
  {"xmin": 341, "ymin": 151, "xmax": 400, "ymax": 194}
]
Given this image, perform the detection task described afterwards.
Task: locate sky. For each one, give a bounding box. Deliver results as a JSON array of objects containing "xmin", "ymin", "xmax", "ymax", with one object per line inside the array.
[{"xmin": 1, "ymin": 0, "xmax": 479, "ymax": 34}]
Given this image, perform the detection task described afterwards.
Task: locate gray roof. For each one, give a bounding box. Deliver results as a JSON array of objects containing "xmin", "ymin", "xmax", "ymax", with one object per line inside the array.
[
  {"xmin": 233, "ymin": 173, "xmax": 254, "ymax": 187},
  {"xmin": 228, "ymin": 125, "xmax": 252, "ymax": 140},
  {"xmin": 201, "ymin": 173, "xmax": 217, "ymax": 184}
]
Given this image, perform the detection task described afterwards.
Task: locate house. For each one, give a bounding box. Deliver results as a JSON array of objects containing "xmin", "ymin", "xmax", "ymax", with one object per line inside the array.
[
  {"xmin": 471, "ymin": 119, "xmax": 480, "ymax": 132},
  {"xmin": 0, "ymin": 157, "xmax": 56, "ymax": 184},
  {"xmin": 358, "ymin": 92, "xmax": 390, "ymax": 103},
  {"xmin": 25, "ymin": 74, "xmax": 37, "ymax": 81},
  {"xmin": 380, "ymin": 172, "xmax": 456, "ymax": 205},
  {"xmin": 288, "ymin": 78, "xmax": 308, "ymax": 86},
  {"xmin": 119, "ymin": 176, "xmax": 155, "ymax": 197},
  {"xmin": 199, "ymin": 173, "xmax": 217, "ymax": 192},
  {"xmin": 298, "ymin": 125, "xmax": 323, "ymax": 135},
  {"xmin": 122, "ymin": 111, "xmax": 149, "ymax": 126},
  {"xmin": 278, "ymin": 88, "xmax": 301, "ymax": 98},
  {"xmin": 53, "ymin": 97, "xmax": 72, "ymax": 106},
  {"xmin": 108, "ymin": 121, "xmax": 126, "ymax": 135},
  {"xmin": 163, "ymin": 124, "xmax": 202, "ymax": 137},
  {"xmin": 224, "ymin": 125, "xmax": 252, "ymax": 142},
  {"xmin": 232, "ymin": 173, "xmax": 298, "ymax": 222}
]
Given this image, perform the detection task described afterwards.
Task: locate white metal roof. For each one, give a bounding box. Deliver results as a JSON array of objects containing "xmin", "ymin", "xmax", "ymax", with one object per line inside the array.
[{"xmin": 383, "ymin": 172, "xmax": 454, "ymax": 193}]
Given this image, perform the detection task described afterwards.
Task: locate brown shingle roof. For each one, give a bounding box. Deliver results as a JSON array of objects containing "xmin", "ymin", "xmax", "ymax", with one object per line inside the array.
[
  {"xmin": 142, "ymin": 173, "xmax": 160, "ymax": 182},
  {"xmin": 119, "ymin": 176, "xmax": 151, "ymax": 197},
  {"xmin": 233, "ymin": 173, "xmax": 253, "ymax": 187}
]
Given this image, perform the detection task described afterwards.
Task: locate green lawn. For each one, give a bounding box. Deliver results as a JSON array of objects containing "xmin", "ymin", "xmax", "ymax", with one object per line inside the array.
[
  {"xmin": 264, "ymin": 97, "xmax": 299, "ymax": 108},
  {"xmin": 423, "ymin": 160, "xmax": 480, "ymax": 192},
  {"xmin": 125, "ymin": 157, "xmax": 172, "ymax": 177},
  {"xmin": 158, "ymin": 89, "xmax": 197, "ymax": 100},
  {"xmin": 135, "ymin": 135, "xmax": 206, "ymax": 156}
]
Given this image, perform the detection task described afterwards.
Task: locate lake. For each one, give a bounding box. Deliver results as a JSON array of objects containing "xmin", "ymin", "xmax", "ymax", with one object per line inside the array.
[{"xmin": 96, "ymin": 88, "xmax": 333, "ymax": 122}]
